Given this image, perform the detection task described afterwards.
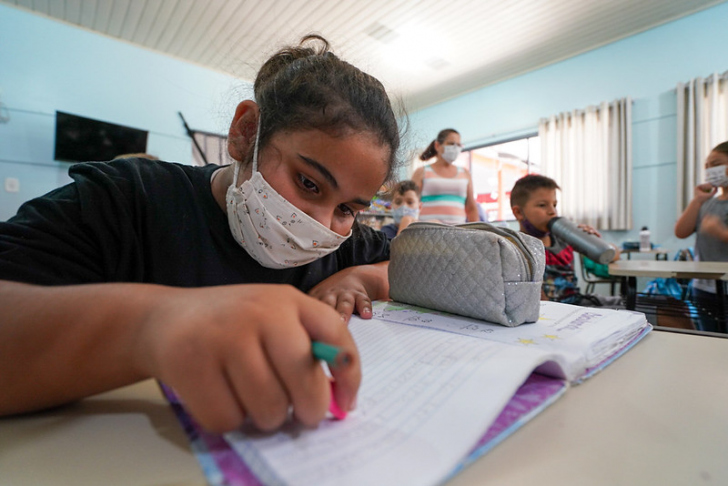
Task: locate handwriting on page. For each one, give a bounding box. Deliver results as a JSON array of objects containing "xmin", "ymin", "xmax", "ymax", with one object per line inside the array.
[
  {"xmin": 372, "ymin": 301, "xmax": 638, "ymax": 350},
  {"xmin": 224, "ymin": 318, "xmax": 548, "ymax": 486}
]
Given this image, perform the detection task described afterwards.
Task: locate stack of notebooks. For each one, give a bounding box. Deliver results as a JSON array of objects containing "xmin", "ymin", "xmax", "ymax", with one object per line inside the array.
[{"xmin": 163, "ymin": 300, "xmax": 651, "ymax": 486}]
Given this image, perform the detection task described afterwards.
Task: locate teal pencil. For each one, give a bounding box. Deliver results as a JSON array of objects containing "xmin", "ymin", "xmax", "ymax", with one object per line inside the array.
[{"xmin": 311, "ymin": 341, "xmax": 352, "ymax": 368}]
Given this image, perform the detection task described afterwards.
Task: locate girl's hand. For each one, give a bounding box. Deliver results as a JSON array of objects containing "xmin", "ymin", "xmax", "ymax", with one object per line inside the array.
[
  {"xmin": 695, "ymin": 183, "xmax": 717, "ymax": 202},
  {"xmin": 134, "ymin": 284, "xmax": 361, "ymax": 434},
  {"xmin": 308, "ymin": 262, "xmax": 389, "ymax": 322}
]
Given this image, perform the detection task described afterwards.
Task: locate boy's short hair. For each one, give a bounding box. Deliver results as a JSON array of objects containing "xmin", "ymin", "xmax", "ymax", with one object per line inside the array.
[
  {"xmin": 392, "ymin": 179, "xmax": 420, "ymax": 197},
  {"xmin": 510, "ymin": 174, "xmax": 560, "ymax": 209}
]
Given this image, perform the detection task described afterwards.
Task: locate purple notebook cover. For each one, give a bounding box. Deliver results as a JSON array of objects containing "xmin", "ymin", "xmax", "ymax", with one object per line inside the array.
[
  {"xmin": 161, "ymin": 372, "xmax": 566, "ymax": 486},
  {"xmin": 160, "ymin": 322, "xmax": 651, "ymax": 485}
]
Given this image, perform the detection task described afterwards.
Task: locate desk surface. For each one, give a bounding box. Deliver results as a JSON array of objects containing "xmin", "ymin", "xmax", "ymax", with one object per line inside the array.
[
  {"xmin": 609, "ymin": 259, "xmax": 728, "ymax": 280},
  {"xmin": 1, "ymin": 331, "xmax": 727, "ymax": 486}
]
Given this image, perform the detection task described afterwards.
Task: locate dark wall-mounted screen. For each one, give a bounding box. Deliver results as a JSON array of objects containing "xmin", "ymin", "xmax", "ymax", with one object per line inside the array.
[{"xmin": 54, "ymin": 111, "xmax": 148, "ymax": 162}]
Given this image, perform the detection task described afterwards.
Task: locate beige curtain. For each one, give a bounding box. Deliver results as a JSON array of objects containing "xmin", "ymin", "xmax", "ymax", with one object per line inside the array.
[
  {"xmin": 538, "ymin": 98, "xmax": 632, "ymax": 230},
  {"xmin": 676, "ymin": 72, "xmax": 728, "ymax": 214}
]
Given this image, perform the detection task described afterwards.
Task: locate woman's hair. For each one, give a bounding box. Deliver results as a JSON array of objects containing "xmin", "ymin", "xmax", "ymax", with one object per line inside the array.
[
  {"xmin": 419, "ymin": 128, "xmax": 459, "ymax": 161},
  {"xmin": 510, "ymin": 174, "xmax": 560, "ymax": 209},
  {"xmin": 712, "ymin": 141, "xmax": 728, "ymax": 156},
  {"xmin": 247, "ymin": 34, "xmax": 401, "ymax": 182}
]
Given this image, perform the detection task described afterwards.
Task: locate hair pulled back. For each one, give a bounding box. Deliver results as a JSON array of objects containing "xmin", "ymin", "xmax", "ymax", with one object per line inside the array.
[
  {"xmin": 252, "ymin": 34, "xmax": 401, "ymax": 181},
  {"xmin": 419, "ymin": 128, "xmax": 459, "ymax": 161}
]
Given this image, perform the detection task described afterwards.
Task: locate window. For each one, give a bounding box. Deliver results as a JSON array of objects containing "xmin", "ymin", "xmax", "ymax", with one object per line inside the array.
[{"xmin": 460, "ymin": 136, "xmax": 540, "ymax": 222}]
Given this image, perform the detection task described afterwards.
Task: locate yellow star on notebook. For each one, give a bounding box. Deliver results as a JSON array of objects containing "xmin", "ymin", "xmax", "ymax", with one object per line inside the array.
[
  {"xmin": 543, "ymin": 334, "xmax": 560, "ymax": 340},
  {"xmin": 518, "ymin": 338, "xmax": 536, "ymax": 345}
]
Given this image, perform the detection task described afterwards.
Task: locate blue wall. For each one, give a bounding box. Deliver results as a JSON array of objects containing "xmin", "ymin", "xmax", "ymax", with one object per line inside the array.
[
  {"xmin": 4, "ymin": 1, "xmax": 728, "ymax": 256},
  {"xmin": 0, "ymin": 4, "xmax": 253, "ymax": 221},
  {"xmin": 408, "ymin": 1, "xmax": 728, "ymax": 255}
]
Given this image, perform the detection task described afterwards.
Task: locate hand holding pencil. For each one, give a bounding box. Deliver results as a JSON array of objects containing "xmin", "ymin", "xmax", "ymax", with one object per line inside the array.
[{"xmin": 132, "ymin": 284, "xmax": 360, "ymax": 434}]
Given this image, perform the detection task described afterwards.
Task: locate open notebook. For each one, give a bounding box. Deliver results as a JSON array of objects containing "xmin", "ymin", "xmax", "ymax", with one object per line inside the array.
[{"xmin": 163, "ymin": 300, "xmax": 651, "ymax": 486}]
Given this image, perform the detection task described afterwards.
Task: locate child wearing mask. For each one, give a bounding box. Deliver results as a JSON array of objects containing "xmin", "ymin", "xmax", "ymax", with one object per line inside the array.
[
  {"xmin": 412, "ymin": 128, "xmax": 479, "ymax": 224},
  {"xmin": 675, "ymin": 141, "xmax": 728, "ymax": 332},
  {"xmin": 510, "ymin": 174, "xmax": 620, "ymax": 305},
  {"xmin": 0, "ymin": 35, "xmax": 401, "ymax": 434},
  {"xmin": 380, "ymin": 180, "xmax": 421, "ymax": 239}
]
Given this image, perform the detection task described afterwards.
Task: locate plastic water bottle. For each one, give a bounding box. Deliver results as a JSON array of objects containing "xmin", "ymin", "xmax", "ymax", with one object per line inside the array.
[
  {"xmin": 639, "ymin": 226, "xmax": 651, "ymax": 252},
  {"xmin": 547, "ymin": 217, "xmax": 616, "ymax": 264}
]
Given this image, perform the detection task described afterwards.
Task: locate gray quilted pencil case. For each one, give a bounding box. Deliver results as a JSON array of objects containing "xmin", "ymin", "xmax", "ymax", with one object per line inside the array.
[{"xmin": 388, "ymin": 222, "xmax": 545, "ymax": 327}]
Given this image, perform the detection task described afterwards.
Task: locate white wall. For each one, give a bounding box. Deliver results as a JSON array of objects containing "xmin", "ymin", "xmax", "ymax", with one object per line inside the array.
[
  {"xmin": 0, "ymin": 4, "xmax": 253, "ymax": 221},
  {"xmin": 407, "ymin": 1, "xmax": 728, "ymax": 257}
]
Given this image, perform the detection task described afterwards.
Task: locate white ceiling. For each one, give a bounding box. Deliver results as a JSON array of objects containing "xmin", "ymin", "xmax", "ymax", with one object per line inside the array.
[{"xmin": 3, "ymin": 0, "xmax": 725, "ymax": 111}]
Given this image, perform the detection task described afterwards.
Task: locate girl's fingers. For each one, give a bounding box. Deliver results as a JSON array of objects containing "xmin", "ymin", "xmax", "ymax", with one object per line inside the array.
[
  {"xmin": 169, "ymin": 359, "xmax": 246, "ymax": 434},
  {"xmin": 295, "ymin": 296, "xmax": 361, "ymax": 415},
  {"xmin": 224, "ymin": 340, "xmax": 290, "ymax": 431},
  {"xmin": 354, "ymin": 293, "xmax": 372, "ymax": 319},
  {"xmin": 335, "ymin": 294, "xmax": 356, "ymax": 322}
]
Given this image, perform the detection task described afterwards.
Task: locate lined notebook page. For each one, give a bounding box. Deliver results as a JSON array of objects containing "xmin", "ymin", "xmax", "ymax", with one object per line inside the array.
[
  {"xmin": 224, "ymin": 317, "xmax": 562, "ymax": 486},
  {"xmin": 372, "ymin": 301, "xmax": 649, "ymax": 381}
]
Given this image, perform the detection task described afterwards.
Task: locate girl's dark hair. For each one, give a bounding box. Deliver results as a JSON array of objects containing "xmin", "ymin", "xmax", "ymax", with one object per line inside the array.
[
  {"xmin": 712, "ymin": 141, "xmax": 728, "ymax": 156},
  {"xmin": 510, "ymin": 174, "xmax": 560, "ymax": 209},
  {"xmin": 419, "ymin": 128, "xmax": 459, "ymax": 161},
  {"xmin": 250, "ymin": 34, "xmax": 401, "ymax": 182}
]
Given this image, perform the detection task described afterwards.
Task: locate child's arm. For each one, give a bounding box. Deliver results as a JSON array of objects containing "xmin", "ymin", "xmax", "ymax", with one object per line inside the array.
[
  {"xmin": 308, "ymin": 261, "xmax": 389, "ymax": 322},
  {"xmin": 0, "ymin": 280, "xmax": 360, "ymax": 433},
  {"xmin": 675, "ymin": 184, "xmax": 716, "ymax": 238}
]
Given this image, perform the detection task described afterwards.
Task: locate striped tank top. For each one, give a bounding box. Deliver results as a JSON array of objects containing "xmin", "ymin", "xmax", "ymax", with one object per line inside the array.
[{"xmin": 419, "ymin": 164, "xmax": 469, "ymax": 224}]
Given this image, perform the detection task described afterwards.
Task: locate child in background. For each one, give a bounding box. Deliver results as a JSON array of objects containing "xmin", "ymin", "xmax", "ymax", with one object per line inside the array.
[
  {"xmin": 0, "ymin": 35, "xmax": 401, "ymax": 433},
  {"xmin": 510, "ymin": 174, "xmax": 620, "ymax": 306},
  {"xmin": 675, "ymin": 141, "xmax": 728, "ymax": 332},
  {"xmin": 380, "ymin": 180, "xmax": 421, "ymax": 239}
]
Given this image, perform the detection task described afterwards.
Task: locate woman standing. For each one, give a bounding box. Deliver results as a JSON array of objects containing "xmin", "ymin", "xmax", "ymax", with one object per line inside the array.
[{"xmin": 412, "ymin": 128, "xmax": 479, "ymax": 224}]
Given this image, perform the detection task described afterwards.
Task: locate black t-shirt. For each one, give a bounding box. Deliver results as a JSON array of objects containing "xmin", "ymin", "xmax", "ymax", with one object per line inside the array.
[{"xmin": 0, "ymin": 158, "xmax": 390, "ymax": 291}]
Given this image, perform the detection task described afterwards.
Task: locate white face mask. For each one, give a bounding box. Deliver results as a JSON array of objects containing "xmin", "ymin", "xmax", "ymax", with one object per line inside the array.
[
  {"xmin": 441, "ymin": 144, "xmax": 461, "ymax": 163},
  {"xmin": 392, "ymin": 206, "xmax": 419, "ymax": 225},
  {"xmin": 706, "ymin": 165, "xmax": 728, "ymax": 187},
  {"xmin": 226, "ymin": 120, "xmax": 351, "ymax": 268}
]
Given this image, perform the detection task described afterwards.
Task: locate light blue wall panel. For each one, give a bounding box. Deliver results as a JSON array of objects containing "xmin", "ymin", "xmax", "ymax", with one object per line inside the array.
[
  {"xmin": 409, "ymin": 2, "xmax": 728, "ymax": 148},
  {"xmin": 0, "ymin": 4, "xmax": 253, "ymax": 221},
  {"xmin": 408, "ymin": 2, "xmax": 728, "ymax": 251}
]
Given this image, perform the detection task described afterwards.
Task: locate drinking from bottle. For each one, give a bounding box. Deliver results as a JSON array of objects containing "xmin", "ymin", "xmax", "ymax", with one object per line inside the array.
[{"xmin": 547, "ymin": 217, "xmax": 616, "ymax": 264}]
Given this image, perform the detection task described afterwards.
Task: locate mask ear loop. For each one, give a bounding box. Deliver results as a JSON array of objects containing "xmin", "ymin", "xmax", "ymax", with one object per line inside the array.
[{"xmin": 232, "ymin": 114, "xmax": 262, "ymax": 187}]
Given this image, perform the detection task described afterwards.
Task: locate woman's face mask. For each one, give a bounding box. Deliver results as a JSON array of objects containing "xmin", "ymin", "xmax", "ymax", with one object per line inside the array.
[
  {"xmin": 441, "ymin": 144, "xmax": 462, "ymax": 163},
  {"xmin": 226, "ymin": 119, "xmax": 351, "ymax": 268}
]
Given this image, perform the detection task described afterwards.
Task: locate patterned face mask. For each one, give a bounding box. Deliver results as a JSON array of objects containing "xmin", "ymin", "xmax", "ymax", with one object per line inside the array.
[
  {"xmin": 225, "ymin": 119, "xmax": 351, "ymax": 268},
  {"xmin": 706, "ymin": 165, "xmax": 728, "ymax": 187}
]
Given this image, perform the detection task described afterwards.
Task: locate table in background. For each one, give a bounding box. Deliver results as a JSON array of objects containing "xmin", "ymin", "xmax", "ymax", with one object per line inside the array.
[
  {"xmin": 608, "ymin": 260, "xmax": 728, "ymax": 333},
  {"xmin": 2, "ymin": 331, "xmax": 727, "ymax": 486},
  {"xmin": 620, "ymin": 248, "xmax": 669, "ymax": 260}
]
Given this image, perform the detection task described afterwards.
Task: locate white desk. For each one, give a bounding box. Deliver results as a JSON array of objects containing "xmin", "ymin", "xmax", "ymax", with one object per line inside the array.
[
  {"xmin": 609, "ymin": 260, "xmax": 728, "ymax": 333},
  {"xmin": 1, "ymin": 331, "xmax": 727, "ymax": 486},
  {"xmin": 621, "ymin": 248, "xmax": 670, "ymax": 260}
]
